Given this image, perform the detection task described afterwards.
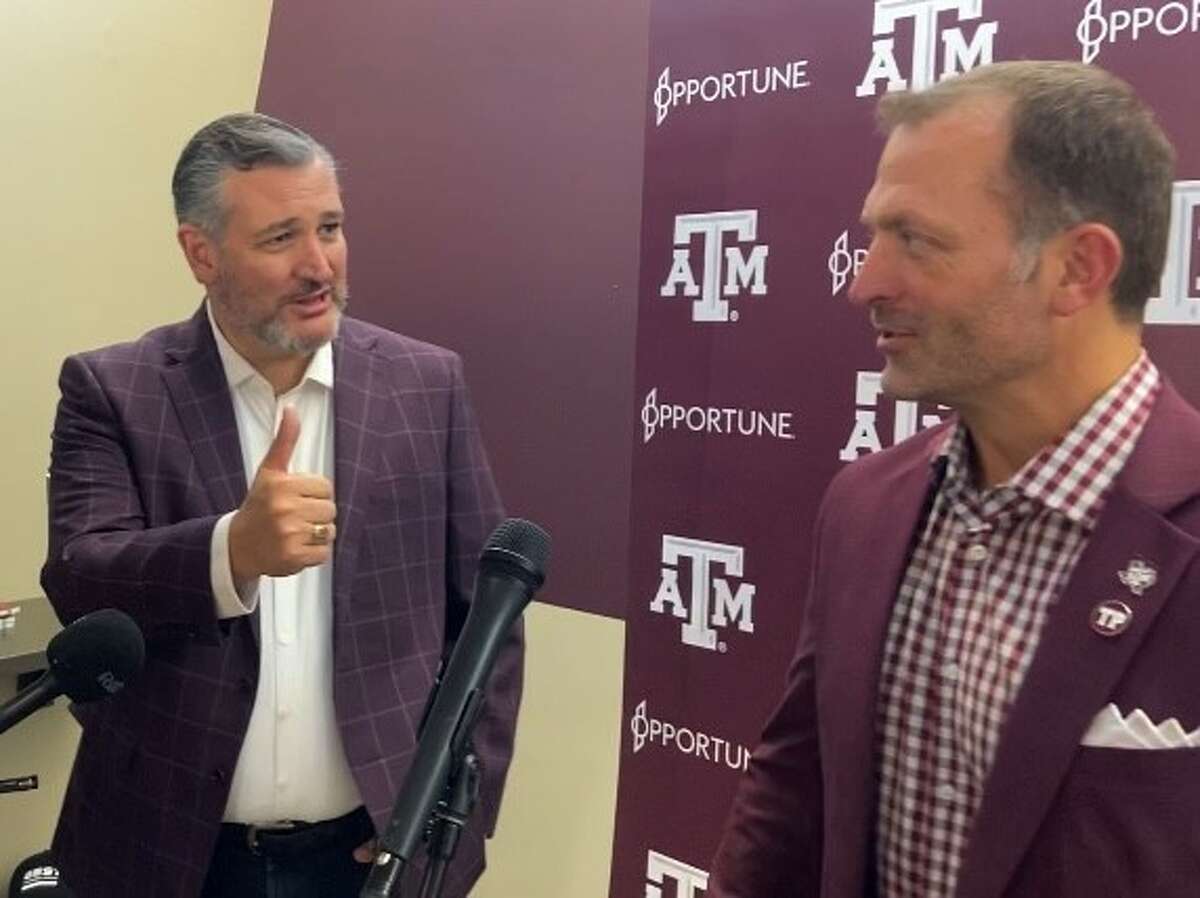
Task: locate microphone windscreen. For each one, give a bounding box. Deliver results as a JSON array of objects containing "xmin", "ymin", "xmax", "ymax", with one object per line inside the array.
[
  {"xmin": 481, "ymin": 518, "xmax": 551, "ymax": 586},
  {"xmin": 8, "ymin": 850, "xmax": 75, "ymax": 897},
  {"xmin": 46, "ymin": 608, "xmax": 145, "ymax": 703}
]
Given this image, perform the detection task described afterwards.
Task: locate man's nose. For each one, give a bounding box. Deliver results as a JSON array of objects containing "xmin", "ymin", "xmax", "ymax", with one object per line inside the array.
[
  {"xmin": 296, "ymin": 235, "xmax": 335, "ymax": 282},
  {"xmin": 846, "ymin": 240, "xmax": 892, "ymax": 308}
]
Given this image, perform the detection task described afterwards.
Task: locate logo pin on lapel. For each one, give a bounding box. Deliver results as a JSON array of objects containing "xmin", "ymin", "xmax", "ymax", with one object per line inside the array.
[
  {"xmin": 1090, "ymin": 600, "xmax": 1133, "ymax": 637},
  {"xmin": 1118, "ymin": 559, "xmax": 1157, "ymax": 597}
]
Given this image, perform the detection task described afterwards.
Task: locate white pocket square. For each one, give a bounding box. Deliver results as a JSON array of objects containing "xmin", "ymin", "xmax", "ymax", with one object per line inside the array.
[{"xmin": 1081, "ymin": 703, "xmax": 1198, "ymax": 749}]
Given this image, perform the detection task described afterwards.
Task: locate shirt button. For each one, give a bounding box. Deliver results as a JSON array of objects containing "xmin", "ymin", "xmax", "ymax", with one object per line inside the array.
[
  {"xmin": 278, "ymin": 706, "xmax": 292, "ymax": 718},
  {"xmin": 941, "ymin": 663, "xmax": 960, "ymax": 681},
  {"xmin": 965, "ymin": 544, "xmax": 989, "ymax": 563},
  {"xmin": 937, "ymin": 783, "xmax": 958, "ymax": 802}
]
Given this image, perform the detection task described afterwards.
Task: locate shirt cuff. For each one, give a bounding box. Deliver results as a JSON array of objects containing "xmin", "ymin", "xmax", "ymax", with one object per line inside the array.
[{"xmin": 211, "ymin": 511, "xmax": 260, "ymax": 618}]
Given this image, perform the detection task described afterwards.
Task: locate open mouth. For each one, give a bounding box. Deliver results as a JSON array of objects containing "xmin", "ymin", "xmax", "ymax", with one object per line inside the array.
[
  {"xmin": 296, "ymin": 286, "xmax": 329, "ymax": 303},
  {"xmin": 289, "ymin": 287, "xmax": 333, "ymax": 317},
  {"xmin": 877, "ymin": 329, "xmax": 916, "ymax": 349}
]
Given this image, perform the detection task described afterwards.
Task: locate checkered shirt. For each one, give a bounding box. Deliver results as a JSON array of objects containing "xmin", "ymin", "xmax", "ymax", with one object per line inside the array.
[{"xmin": 875, "ymin": 352, "xmax": 1160, "ymax": 898}]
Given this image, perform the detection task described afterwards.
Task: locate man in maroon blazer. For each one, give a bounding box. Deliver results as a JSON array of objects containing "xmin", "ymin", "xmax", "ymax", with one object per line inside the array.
[
  {"xmin": 41, "ymin": 113, "xmax": 522, "ymax": 898},
  {"xmin": 711, "ymin": 62, "xmax": 1200, "ymax": 898}
]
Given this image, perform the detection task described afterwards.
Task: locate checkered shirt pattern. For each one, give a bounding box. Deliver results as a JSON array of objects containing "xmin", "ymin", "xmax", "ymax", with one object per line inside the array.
[{"xmin": 875, "ymin": 351, "xmax": 1160, "ymax": 898}]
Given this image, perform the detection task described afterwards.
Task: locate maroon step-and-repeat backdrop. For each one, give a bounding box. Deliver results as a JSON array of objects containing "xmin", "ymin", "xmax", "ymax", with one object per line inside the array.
[
  {"xmin": 610, "ymin": 2, "xmax": 1200, "ymax": 895},
  {"xmin": 256, "ymin": 2, "xmax": 1199, "ymax": 894},
  {"xmin": 257, "ymin": 0, "xmax": 649, "ymax": 620}
]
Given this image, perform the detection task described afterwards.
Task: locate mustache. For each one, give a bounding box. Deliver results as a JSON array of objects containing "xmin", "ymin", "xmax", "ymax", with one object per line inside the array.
[
  {"xmin": 283, "ymin": 281, "xmax": 350, "ymax": 308},
  {"xmin": 287, "ymin": 281, "xmax": 330, "ymax": 301}
]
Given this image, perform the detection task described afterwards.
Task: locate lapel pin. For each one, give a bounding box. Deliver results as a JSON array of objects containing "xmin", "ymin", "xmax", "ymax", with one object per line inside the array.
[
  {"xmin": 1090, "ymin": 600, "xmax": 1133, "ymax": 637},
  {"xmin": 1118, "ymin": 559, "xmax": 1157, "ymax": 596}
]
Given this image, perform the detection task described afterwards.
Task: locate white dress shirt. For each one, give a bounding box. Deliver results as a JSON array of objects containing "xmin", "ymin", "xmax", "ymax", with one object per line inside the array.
[{"xmin": 205, "ymin": 303, "xmax": 362, "ymax": 824}]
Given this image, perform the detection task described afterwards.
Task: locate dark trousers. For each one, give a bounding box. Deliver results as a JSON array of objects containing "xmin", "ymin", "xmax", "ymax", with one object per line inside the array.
[{"xmin": 201, "ymin": 806, "xmax": 375, "ymax": 898}]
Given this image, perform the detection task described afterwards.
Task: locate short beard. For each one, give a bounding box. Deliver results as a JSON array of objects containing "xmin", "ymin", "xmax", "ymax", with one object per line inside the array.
[
  {"xmin": 212, "ymin": 276, "xmax": 350, "ymax": 356},
  {"xmin": 253, "ymin": 286, "xmax": 350, "ymax": 354}
]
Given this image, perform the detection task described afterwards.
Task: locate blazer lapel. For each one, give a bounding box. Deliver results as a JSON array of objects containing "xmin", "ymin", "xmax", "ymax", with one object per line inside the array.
[
  {"xmin": 160, "ymin": 306, "xmax": 247, "ymax": 513},
  {"xmin": 820, "ymin": 437, "xmax": 946, "ymax": 894},
  {"xmin": 160, "ymin": 306, "xmax": 258, "ymax": 645},
  {"xmin": 955, "ymin": 384, "xmax": 1200, "ymax": 898},
  {"xmin": 330, "ymin": 327, "xmax": 387, "ymax": 619}
]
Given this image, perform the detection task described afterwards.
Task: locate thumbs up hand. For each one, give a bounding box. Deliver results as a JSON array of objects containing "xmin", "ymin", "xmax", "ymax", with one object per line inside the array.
[
  {"xmin": 228, "ymin": 406, "xmax": 337, "ymax": 582},
  {"xmin": 259, "ymin": 403, "xmax": 302, "ymax": 474}
]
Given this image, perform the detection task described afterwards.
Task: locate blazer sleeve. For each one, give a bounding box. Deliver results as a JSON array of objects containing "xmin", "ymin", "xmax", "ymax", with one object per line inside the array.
[
  {"xmin": 441, "ymin": 352, "xmax": 524, "ymax": 837},
  {"xmin": 709, "ymin": 501, "xmax": 828, "ymax": 897},
  {"xmin": 40, "ymin": 353, "xmax": 223, "ymax": 643}
]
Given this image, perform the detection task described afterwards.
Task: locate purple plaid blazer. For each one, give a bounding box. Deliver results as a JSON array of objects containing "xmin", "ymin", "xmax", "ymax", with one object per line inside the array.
[
  {"xmin": 711, "ymin": 382, "xmax": 1200, "ymax": 898},
  {"xmin": 41, "ymin": 305, "xmax": 522, "ymax": 898}
]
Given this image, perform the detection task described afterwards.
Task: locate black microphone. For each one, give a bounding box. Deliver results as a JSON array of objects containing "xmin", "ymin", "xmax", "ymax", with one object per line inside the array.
[
  {"xmin": 9, "ymin": 850, "xmax": 75, "ymax": 898},
  {"xmin": 0, "ymin": 608, "xmax": 145, "ymax": 736},
  {"xmin": 363, "ymin": 518, "xmax": 550, "ymax": 898}
]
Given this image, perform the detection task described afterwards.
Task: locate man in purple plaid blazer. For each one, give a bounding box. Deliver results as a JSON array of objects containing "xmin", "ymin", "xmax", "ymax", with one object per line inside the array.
[{"xmin": 41, "ymin": 113, "xmax": 522, "ymax": 898}]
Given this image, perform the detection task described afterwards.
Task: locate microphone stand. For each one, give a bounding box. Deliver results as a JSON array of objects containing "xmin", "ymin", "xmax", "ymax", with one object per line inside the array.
[
  {"xmin": 363, "ymin": 746, "xmax": 482, "ymax": 898},
  {"xmin": 362, "ymin": 649, "xmax": 483, "ymax": 898},
  {"xmin": 417, "ymin": 752, "xmax": 481, "ymax": 898},
  {"xmin": 364, "ymin": 517, "xmax": 549, "ymax": 898}
]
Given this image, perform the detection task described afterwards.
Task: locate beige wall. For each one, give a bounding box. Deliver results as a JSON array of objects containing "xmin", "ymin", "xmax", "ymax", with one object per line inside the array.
[
  {"xmin": 477, "ymin": 604, "xmax": 623, "ymax": 898},
  {"xmin": 0, "ymin": 3, "xmax": 622, "ymax": 894},
  {"xmin": 0, "ymin": 0, "xmax": 276, "ymax": 601},
  {"xmin": 0, "ymin": 0, "xmax": 276, "ymax": 880}
]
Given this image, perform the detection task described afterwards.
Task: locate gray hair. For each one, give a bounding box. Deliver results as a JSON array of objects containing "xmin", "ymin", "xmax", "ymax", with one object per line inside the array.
[
  {"xmin": 171, "ymin": 112, "xmax": 336, "ymax": 238},
  {"xmin": 877, "ymin": 61, "xmax": 1176, "ymax": 321}
]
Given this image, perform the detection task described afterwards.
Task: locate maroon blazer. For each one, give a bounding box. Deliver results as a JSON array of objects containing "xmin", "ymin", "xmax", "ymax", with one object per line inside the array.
[
  {"xmin": 41, "ymin": 306, "xmax": 523, "ymax": 898},
  {"xmin": 711, "ymin": 381, "xmax": 1200, "ymax": 898}
]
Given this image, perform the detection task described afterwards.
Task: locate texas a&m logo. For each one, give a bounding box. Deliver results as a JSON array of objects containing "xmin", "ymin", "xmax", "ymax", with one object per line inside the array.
[
  {"xmin": 650, "ymin": 536, "xmax": 756, "ymax": 652},
  {"xmin": 857, "ymin": 0, "xmax": 999, "ymax": 98},
  {"xmin": 660, "ymin": 211, "xmax": 769, "ymax": 323},
  {"xmin": 841, "ymin": 371, "xmax": 945, "ymax": 461},
  {"xmin": 646, "ymin": 850, "xmax": 709, "ymax": 898},
  {"xmin": 1145, "ymin": 182, "xmax": 1200, "ymax": 326}
]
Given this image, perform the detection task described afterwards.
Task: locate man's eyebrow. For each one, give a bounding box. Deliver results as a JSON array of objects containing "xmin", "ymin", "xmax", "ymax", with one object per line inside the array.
[
  {"xmin": 862, "ymin": 211, "xmax": 908, "ymax": 230},
  {"xmin": 252, "ymin": 217, "xmax": 300, "ymax": 239},
  {"xmin": 862, "ymin": 210, "xmax": 945, "ymax": 235},
  {"xmin": 252, "ymin": 210, "xmax": 345, "ymax": 239}
]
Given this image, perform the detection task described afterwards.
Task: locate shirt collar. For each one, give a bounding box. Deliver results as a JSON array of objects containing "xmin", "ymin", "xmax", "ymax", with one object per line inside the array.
[
  {"xmin": 205, "ymin": 299, "xmax": 334, "ymax": 393},
  {"xmin": 933, "ymin": 350, "xmax": 1159, "ymax": 525}
]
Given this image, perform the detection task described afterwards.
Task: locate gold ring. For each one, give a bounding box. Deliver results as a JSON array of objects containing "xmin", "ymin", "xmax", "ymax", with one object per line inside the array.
[{"xmin": 310, "ymin": 522, "xmax": 330, "ymax": 545}]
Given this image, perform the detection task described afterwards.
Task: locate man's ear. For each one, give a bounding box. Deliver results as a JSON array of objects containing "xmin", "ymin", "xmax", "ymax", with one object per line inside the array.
[
  {"xmin": 177, "ymin": 224, "xmax": 220, "ymax": 286},
  {"xmin": 1049, "ymin": 222, "xmax": 1123, "ymax": 318}
]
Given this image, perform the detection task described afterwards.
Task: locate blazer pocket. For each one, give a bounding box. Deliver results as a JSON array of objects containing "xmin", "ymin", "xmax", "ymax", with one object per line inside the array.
[
  {"xmin": 1067, "ymin": 744, "xmax": 1200, "ymax": 792},
  {"xmin": 1015, "ymin": 746, "xmax": 1200, "ymax": 897}
]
